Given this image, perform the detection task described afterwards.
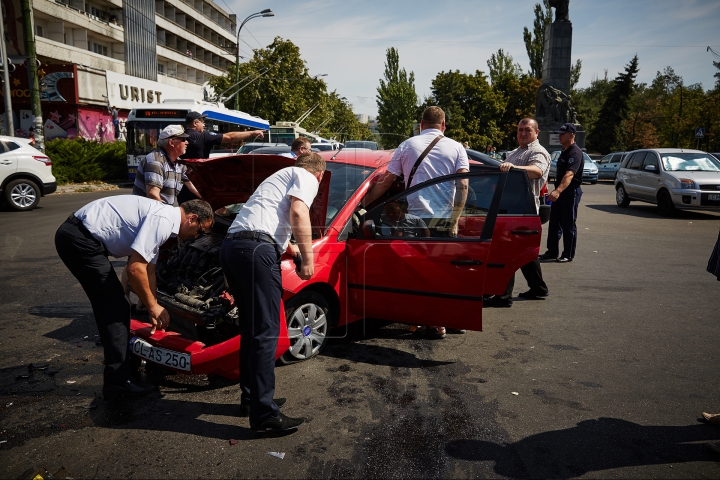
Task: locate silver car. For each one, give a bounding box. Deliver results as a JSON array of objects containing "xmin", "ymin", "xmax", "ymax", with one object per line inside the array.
[{"xmin": 614, "ymin": 148, "xmax": 720, "ymax": 216}]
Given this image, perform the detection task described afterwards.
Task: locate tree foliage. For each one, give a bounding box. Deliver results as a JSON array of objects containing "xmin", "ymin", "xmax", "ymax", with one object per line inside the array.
[
  {"xmin": 523, "ymin": 0, "xmax": 552, "ymax": 79},
  {"xmin": 570, "ymin": 59, "xmax": 582, "ymax": 90},
  {"xmin": 208, "ymin": 37, "xmax": 370, "ymax": 142},
  {"xmin": 376, "ymin": 48, "xmax": 418, "ymax": 149},
  {"xmin": 47, "ymin": 138, "xmax": 126, "ymax": 184},
  {"xmin": 588, "ymin": 55, "xmax": 639, "ymax": 153}
]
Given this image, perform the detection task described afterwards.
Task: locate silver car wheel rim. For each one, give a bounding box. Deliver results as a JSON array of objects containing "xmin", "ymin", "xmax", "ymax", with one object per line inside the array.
[
  {"xmin": 616, "ymin": 188, "xmax": 624, "ymax": 203},
  {"xmin": 11, "ymin": 183, "xmax": 37, "ymax": 208},
  {"xmin": 286, "ymin": 302, "xmax": 327, "ymax": 360}
]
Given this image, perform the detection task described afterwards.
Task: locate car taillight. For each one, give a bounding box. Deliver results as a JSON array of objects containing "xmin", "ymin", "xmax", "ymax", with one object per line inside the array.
[{"xmin": 33, "ymin": 156, "xmax": 52, "ymax": 166}]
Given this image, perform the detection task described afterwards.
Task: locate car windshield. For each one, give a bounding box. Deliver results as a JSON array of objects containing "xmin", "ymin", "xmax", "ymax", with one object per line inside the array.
[
  {"xmin": 325, "ymin": 162, "xmax": 376, "ymax": 225},
  {"xmin": 312, "ymin": 144, "xmax": 335, "ymax": 151},
  {"xmin": 661, "ymin": 153, "xmax": 720, "ymax": 172}
]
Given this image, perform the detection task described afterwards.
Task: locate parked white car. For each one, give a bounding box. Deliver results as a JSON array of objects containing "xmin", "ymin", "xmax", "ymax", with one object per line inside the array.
[
  {"xmin": 614, "ymin": 148, "xmax": 720, "ymax": 216},
  {"xmin": 0, "ymin": 136, "xmax": 56, "ymax": 211}
]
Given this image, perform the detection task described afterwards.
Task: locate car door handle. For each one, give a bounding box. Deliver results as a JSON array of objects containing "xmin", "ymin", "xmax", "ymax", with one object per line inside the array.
[
  {"xmin": 450, "ymin": 259, "xmax": 483, "ymax": 266},
  {"xmin": 510, "ymin": 230, "xmax": 539, "ymax": 235},
  {"xmin": 0, "ymin": 160, "xmax": 13, "ymax": 165}
]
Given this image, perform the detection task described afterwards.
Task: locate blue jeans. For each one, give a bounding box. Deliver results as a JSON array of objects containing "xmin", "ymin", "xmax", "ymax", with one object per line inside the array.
[{"xmin": 546, "ymin": 187, "xmax": 582, "ymax": 259}]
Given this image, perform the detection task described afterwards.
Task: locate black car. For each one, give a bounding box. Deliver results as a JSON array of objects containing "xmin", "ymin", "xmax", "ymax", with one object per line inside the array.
[{"xmin": 465, "ymin": 149, "xmax": 502, "ymax": 166}]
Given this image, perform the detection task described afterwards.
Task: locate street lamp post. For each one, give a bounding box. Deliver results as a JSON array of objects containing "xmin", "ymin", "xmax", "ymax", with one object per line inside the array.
[{"xmin": 235, "ymin": 9, "xmax": 274, "ymax": 110}]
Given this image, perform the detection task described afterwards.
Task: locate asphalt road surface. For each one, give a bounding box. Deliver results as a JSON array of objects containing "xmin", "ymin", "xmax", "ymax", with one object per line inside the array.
[{"xmin": 1, "ymin": 184, "xmax": 719, "ymax": 479}]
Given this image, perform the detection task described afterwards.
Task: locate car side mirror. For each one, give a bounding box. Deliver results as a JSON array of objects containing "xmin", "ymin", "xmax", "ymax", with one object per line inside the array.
[
  {"xmin": 644, "ymin": 165, "xmax": 657, "ymax": 172},
  {"xmin": 539, "ymin": 205, "xmax": 551, "ymax": 225},
  {"xmin": 362, "ymin": 219, "xmax": 376, "ymax": 239}
]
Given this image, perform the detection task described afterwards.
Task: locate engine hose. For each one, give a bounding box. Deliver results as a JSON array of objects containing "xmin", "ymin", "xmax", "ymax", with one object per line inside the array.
[{"xmin": 174, "ymin": 293, "xmax": 209, "ymax": 310}]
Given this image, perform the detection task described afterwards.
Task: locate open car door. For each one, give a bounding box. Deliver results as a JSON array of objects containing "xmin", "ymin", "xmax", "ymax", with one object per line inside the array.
[{"xmin": 346, "ymin": 171, "xmax": 509, "ymax": 332}]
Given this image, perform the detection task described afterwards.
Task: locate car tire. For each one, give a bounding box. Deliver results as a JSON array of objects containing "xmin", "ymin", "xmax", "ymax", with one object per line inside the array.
[
  {"xmin": 657, "ymin": 189, "xmax": 676, "ymax": 216},
  {"xmin": 615, "ymin": 184, "xmax": 630, "ymax": 208},
  {"xmin": 4, "ymin": 178, "xmax": 40, "ymax": 211},
  {"xmin": 279, "ymin": 291, "xmax": 331, "ymax": 365},
  {"xmin": 591, "ymin": 181, "xmax": 597, "ymax": 185}
]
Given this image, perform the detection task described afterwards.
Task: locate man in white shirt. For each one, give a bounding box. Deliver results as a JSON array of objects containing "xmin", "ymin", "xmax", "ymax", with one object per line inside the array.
[
  {"xmin": 220, "ymin": 153, "xmax": 325, "ymax": 433},
  {"xmin": 362, "ymin": 106, "xmax": 469, "ymax": 340},
  {"xmin": 55, "ymin": 197, "xmax": 213, "ymax": 397}
]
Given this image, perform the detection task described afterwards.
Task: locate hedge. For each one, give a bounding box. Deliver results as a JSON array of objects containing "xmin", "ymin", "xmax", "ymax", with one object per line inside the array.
[{"xmin": 46, "ymin": 138, "xmax": 127, "ymax": 185}]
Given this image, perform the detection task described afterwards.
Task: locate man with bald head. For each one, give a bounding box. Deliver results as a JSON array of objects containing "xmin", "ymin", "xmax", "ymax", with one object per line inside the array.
[{"xmin": 486, "ymin": 118, "xmax": 551, "ymax": 307}]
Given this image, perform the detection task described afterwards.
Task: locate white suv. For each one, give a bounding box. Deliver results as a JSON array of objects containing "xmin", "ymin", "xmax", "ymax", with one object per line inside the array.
[{"xmin": 0, "ymin": 136, "xmax": 56, "ymax": 211}]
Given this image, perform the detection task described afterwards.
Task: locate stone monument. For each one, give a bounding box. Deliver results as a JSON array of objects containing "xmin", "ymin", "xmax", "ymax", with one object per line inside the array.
[{"xmin": 535, "ymin": 0, "xmax": 585, "ymax": 151}]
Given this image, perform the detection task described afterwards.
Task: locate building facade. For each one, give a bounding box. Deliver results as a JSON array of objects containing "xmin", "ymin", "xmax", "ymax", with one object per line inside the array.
[{"xmin": 0, "ymin": 0, "xmax": 237, "ymax": 140}]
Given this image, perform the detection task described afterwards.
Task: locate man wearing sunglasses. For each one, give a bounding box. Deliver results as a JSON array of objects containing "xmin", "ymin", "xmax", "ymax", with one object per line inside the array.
[{"xmin": 279, "ymin": 137, "xmax": 312, "ymax": 159}]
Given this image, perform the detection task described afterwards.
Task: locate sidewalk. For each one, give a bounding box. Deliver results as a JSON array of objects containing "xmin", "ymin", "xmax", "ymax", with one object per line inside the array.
[{"xmin": 52, "ymin": 181, "xmax": 132, "ymax": 195}]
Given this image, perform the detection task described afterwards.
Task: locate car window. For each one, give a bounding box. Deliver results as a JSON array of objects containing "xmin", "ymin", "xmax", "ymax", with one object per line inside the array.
[
  {"xmin": 326, "ymin": 162, "xmax": 375, "ymax": 225},
  {"xmin": 660, "ymin": 153, "xmax": 720, "ymax": 172},
  {"xmin": 599, "ymin": 154, "xmax": 612, "ymax": 164},
  {"xmin": 627, "ymin": 153, "xmax": 644, "ymax": 170},
  {"xmin": 499, "ymin": 169, "xmax": 536, "ymax": 215},
  {"xmin": 0, "ymin": 140, "xmax": 21, "ymax": 153},
  {"xmin": 369, "ymin": 173, "xmax": 501, "ymax": 240},
  {"xmin": 611, "ymin": 154, "xmax": 622, "ymax": 163},
  {"xmin": 641, "ymin": 152, "xmax": 659, "ymax": 170}
]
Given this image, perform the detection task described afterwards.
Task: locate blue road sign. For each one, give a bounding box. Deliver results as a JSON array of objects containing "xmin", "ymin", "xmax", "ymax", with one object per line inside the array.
[{"xmin": 695, "ymin": 127, "xmax": 705, "ymax": 138}]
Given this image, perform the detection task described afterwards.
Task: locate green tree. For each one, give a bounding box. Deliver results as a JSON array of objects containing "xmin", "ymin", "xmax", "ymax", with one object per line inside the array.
[
  {"xmin": 587, "ymin": 55, "xmax": 640, "ymax": 153},
  {"xmin": 572, "ymin": 71, "xmax": 613, "ymax": 137},
  {"xmin": 523, "ymin": 0, "xmax": 552, "ymax": 79},
  {"xmin": 376, "ymin": 47, "xmax": 418, "ymax": 148},
  {"xmin": 487, "ymin": 49, "xmax": 523, "ymax": 85},
  {"xmin": 570, "ymin": 59, "xmax": 582, "ymax": 91}
]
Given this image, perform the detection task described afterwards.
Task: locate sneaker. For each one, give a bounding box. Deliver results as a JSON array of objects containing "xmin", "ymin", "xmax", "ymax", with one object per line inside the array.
[
  {"xmin": 240, "ymin": 398, "xmax": 286, "ymax": 417},
  {"xmin": 538, "ymin": 252, "xmax": 557, "ymax": 261},
  {"xmin": 250, "ymin": 412, "xmax": 304, "ymax": 432},
  {"xmin": 702, "ymin": 412, "xmax": 720, "ymax": 426},
  {"xmin": 484, "ymin": 296, "xmax": 513, "ymax": 308},
  {"xmin": 518, "ymin": 290, "xmax": 549, "ymax": 300},
  {"xmin": 556, "ymin": 257, "xmax": 572, "ymax": 263}
]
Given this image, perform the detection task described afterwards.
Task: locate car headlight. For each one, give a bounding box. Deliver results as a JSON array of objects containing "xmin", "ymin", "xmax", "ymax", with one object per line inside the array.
[{"xmin": 678, "ymin": 178, "xmax": 696, "ymax": 189}]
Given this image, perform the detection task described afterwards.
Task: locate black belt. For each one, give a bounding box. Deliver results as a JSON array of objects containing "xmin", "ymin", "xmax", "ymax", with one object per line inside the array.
[
  {"xmin": 67, "ymin": 214, "xmax": 82, "ymax": 226},
  {"xmin": 226, "ymin": 230, "xmax": 278, "ymax": 247}
]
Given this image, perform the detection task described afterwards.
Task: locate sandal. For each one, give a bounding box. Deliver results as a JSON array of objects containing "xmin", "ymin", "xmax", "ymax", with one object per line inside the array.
[{"xmin": 414, "ymin": 326, "xmax": 446, "ymax": 340}]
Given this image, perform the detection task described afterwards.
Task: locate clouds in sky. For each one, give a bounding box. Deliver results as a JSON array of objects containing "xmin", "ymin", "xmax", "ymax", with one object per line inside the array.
[{"xmin": 225, "ymin": 0, "xmax": 720, "ymax": 116}]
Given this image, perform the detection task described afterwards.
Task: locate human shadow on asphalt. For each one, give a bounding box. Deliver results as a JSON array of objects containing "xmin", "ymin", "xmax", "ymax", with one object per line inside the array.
[
  {"xmin": 585, "ymin": 204, "xmax": 720, "ymax": 220},
  {"xmin": 445, "ymin": 417, "xmax": 720, "ymax": 478},
  {"xmin": 28, "ymin": 302, "xmax": 97, "ymax": 341}
]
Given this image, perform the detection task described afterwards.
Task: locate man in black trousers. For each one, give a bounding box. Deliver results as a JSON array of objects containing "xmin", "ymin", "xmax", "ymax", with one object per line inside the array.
[
  {"xmin": 55, "ymin": 196, "xmax": 213, "ymax": 397},
  {"xmin": 220, "ymin": 153, "xmax": 325, "ymax": 433},
  {"xmin": 486, "ymin": 118, "xmax": 551, "ymax": 307}
]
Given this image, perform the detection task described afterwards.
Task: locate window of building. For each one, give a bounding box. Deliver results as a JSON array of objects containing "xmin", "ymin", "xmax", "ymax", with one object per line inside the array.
[
  {"xmin": 158, "ymin": 63, "xmax": 164, "ymax": 74},
  {"xmin": 92, "ymin": 42, "xmax": 108, "ymax": 56},
  {"xmin": 36, "ymin": 25, "xmax": 44, "ymax": 37}
]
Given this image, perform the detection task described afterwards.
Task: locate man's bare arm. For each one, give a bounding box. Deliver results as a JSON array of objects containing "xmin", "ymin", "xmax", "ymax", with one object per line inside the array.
[
  {"xmin": 183, "ymin": 181, "xmax": 202, "ymax": 199},
  {"xmin": 146, "ymin": 186, "xmax": 162, "ymax": 202},
  {"xmin": 548, "ymin": 170, "xmax": 575, "ymax": 201},
  {"xmin": 289, "ymin": 197, "xmax": 314, "ymax": 280},
  {"xmin": 127, "ymin": 251, "xmax": 170, "ymax": 333},
  {"xmin": 499, "ymin": 162, "xmax": 543, "ymax": 179},
  {"xmin": 221, "ymin": 130, "xmax": 264, "ymax": 144},
  {"xmin": 361, "ymin": 172, "xmax": 398, "ymax": 208},
  {"xmin": 449, "ymin": 168, "xmax": 470, "ymax": 235}
]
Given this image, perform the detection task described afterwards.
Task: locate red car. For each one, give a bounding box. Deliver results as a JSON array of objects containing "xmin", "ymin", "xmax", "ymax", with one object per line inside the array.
[{"xmin": 129, "ymin": 149, "xmax": 548, "ymax": 379}]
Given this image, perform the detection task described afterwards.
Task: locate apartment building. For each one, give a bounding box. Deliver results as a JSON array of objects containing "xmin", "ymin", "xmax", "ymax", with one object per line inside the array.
[{"xmin": 0, "ymin": 0, "xmax": 237, "ymax": 140}]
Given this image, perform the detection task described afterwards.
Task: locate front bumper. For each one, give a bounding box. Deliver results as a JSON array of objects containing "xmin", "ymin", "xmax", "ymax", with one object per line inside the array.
[
  {"xmin": 670, "ymin": 188, "xmax": 720, "ymax": 209},
  {"xmin": 583, "ymin": 173, "xmax": 598, "ymax": 183}
]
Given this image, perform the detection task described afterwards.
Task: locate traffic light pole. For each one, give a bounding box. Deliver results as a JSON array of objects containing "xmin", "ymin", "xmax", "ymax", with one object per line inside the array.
[
  {"xmin": 20, "ymin": 0, "xmax": 44, "ymax": 151},
  {"xmin": 0, "ymin": 12, "xmax": 15, "ymax": 135}
]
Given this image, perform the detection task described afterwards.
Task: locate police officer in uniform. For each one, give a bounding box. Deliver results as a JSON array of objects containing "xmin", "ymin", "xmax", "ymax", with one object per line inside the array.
[
  {"xmin": 539, "ymin": 123, "xmax": 584, "ymax": 263},
  {"xmin": 55, "ymin": 197, "xmax": 214, "ymax": 397},
  {"xmin": 220, "ymin": 152, "xmax": 326, "ymax": 433}
]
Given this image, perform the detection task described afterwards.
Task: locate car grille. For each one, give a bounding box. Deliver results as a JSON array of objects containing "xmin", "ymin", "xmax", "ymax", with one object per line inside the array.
[{"xmin": 699, "ymin": 185, "xmax": 720, "ymax": 191}]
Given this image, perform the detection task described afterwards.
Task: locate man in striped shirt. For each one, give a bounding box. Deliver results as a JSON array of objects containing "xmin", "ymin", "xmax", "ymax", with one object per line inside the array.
[{"xmin": 132, "ymin": 125, "xmax": 202, "ymax": 205}]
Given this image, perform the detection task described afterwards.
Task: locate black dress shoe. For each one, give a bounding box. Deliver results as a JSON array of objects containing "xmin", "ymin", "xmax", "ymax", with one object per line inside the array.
[
  {"xmin": 556, "ymin": 257, "xmax": 572, "ymax": 263},
  {"xmin": 240, "ymin": 398, "xmax": 286, "ymax": 417},
  {"xmin": 484, "ymin": 296, "xmax": 513, "ymax": 308},
  {"xmin": 251, "ymin": 412, "xmax": 304, "ymax": 432},
  {"xmin": 538, "ymin": 253, "xmax": 557, "ymax": 261},
  {"xmin": 103, "ymin": 380, "xmax": 157, "ymax": 398},
  {"xmin": 518, "ymin": 290, "xmax": 549, "ymax": 300}
]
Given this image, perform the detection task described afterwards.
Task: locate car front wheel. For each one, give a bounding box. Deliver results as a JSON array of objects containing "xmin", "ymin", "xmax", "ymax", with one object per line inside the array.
[
  {"xmin": 657, "ymin": 190, "xmax": 676, "ymax": 216},
  {"xmin": 279, "ymin": 291, "xmax": 331, "ymax": 365},
  {"xmin": 4, "ymin": 179, "xmax": 40, "ymax": 211},
  {"xmin": 616, "ymin": 184, "xmax": 630, "ymax": 207}
]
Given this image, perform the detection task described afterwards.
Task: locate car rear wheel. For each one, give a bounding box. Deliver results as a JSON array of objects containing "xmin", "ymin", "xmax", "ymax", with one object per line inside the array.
[
  {"xmin": 615, "ymin": 184, "xmax": 630, "ymax": 207},
  {"xmin": 657, "ymin": 190, "xmax": 676, "ymax": 216},
  {"xmin": 4, "ymin": 178, "xmax": 40, "ymax": 211},
  {"xmin": 279, "ymin": 291, "xmax": 331, "ymax": 365}
]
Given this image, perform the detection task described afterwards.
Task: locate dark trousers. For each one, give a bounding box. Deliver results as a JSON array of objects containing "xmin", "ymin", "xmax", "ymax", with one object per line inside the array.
[
  {"xmin": 219, "ymin": 238, "xmax": 282, "ymax": 424},
  {"xmin": 546, "ymin": 187, "xmax": 582, "ymax": 259},
  {"xmin": 499, "ymin": 259, "xmax": 548, "ymax": 299},
  {"xmin": 54, "ymin": 218, "xmax": 131, "ymax": 386}
]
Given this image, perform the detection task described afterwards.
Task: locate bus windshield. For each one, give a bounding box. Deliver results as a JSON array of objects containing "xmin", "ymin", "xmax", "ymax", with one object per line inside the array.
[{"xmin": 127, "ymin": 121, "xmax": 176, "ymax": 156}]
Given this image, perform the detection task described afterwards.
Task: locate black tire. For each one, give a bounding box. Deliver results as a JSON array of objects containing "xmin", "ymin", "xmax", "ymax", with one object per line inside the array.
[
  {"xmin": 590, "ymin": 181, "xmax": 597, "ymax": 185},
  {"xmin": 4, "ymin": 178, "xmax": 40, "ymax": 211},
  {"xmin": 657, "ymin": 190, "xmax": 676, "ymax": 216},
  {"xmin": 279, "ymin": 291, "xmax": 331, "ymax": 365},
  {"xmin": 615, "ymin": 184, "xmax": 630, "ymax": 208}
]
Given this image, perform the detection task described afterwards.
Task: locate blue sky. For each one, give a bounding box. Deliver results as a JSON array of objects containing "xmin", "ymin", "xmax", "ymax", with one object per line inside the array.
[{"xmin": 223, "ymin": 0, "xmax": 720, "ymax": 117}]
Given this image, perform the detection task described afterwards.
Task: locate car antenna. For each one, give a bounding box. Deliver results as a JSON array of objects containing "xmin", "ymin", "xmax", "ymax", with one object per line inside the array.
[{"xmin": 329, "ymin": 144, "xmax": 344, "ymax": 161}]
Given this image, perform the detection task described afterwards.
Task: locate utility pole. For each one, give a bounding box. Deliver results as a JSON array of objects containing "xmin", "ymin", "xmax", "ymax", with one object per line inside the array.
[
  {"xmin": 0, "ymin": 4, "xmax": 14, "ymax": 135},
  {"xmin": 20, "ymin": 0, "xmax": 44, "ymax": 152}
]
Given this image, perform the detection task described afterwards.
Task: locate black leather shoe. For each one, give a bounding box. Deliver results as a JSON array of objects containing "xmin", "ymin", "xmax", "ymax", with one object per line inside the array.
[
  {"xmin": 538, "ymin": 253, "xmax": 557, "ymax": 261},
  {"xmin": 240, "ymin": 398, "xmax": 286, "ymax": 417},
  {"xmin": 556, "ymin": 257, "xmax": 572, "ymax": 263},
  {"xmin": 251, "ymin": 412, "xmax": 304, "ymax": 432},
  {"xmin": 518, "ymin": 290, "xmax": 549, "ymax": 300},
  {"xmin": 103, "ymin": 380, "xmax": 157, "ymax": 398},
  {"xmin": 484, "ymin": 296, "xmax": 513, "ymax": 308}
]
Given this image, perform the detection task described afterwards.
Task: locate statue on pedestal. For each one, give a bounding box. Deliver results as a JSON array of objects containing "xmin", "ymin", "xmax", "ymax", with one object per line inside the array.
[
  {"xmin": 549, "ymin": 0, "xmax": 570, "ymax": 22},
  {"xmin": 536, "ymin": 84, "xmax": 577, "ymax": 125}
]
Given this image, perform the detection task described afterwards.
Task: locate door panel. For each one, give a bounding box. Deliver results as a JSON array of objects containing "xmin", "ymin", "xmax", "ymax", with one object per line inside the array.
[
  {"xmin": 0, "ymin": 141, "xmax": 19, "ymax": 184},
  {"xmin": 635, "ymin": 152, "xmax": 661, "ymax": 201}
]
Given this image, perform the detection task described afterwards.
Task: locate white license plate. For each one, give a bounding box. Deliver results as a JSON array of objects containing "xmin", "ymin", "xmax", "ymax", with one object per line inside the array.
[
  {"xmin": 709, "ymin": 194, "xmax": 720, "ymax": 201},
  {"xmin": 130, "ymin": 337, "xmax": 191, "ymax": 371}
]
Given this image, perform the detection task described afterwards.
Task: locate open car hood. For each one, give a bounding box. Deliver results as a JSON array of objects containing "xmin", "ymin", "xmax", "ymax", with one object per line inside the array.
[{"xmin": 180, "ymin": 154, "xmax": 298, "ymax": 211}]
